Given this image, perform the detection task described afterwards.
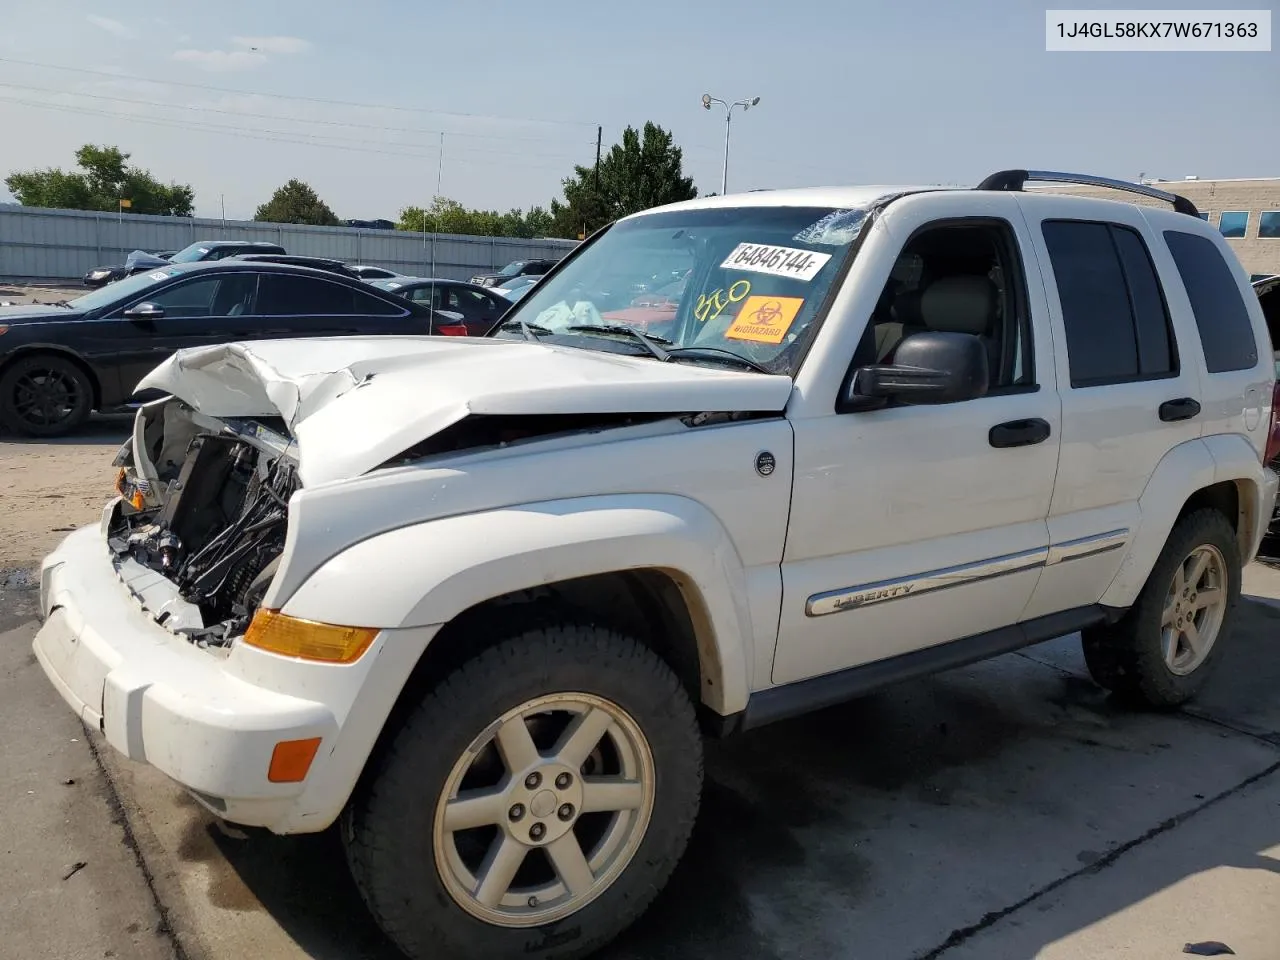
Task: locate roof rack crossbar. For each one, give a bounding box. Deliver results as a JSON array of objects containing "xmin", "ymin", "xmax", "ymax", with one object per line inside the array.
[{"xmin": 975, "ymin": 169, "xmax": 1201, "ymax": 218}]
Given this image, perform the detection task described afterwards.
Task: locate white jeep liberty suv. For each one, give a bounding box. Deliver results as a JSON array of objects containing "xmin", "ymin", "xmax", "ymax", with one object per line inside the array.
[{"xmin": 33, "ymin": 170, "xmax": 1279, "ymax": 960}]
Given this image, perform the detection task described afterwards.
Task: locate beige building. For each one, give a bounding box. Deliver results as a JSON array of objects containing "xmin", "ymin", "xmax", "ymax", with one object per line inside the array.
[{"xmin": 1028, "ymin": 177, "xmax": 1280, "ymax": 280}]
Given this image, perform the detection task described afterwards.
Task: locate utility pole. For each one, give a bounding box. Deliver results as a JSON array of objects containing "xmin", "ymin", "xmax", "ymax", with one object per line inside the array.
[
  {"xmin": 591, "ymin": 124, "xmax": 602, "ymax": 237},
  {"xmin": 430, "ymin": 132, "xmax": 443, "ymax": 286}
]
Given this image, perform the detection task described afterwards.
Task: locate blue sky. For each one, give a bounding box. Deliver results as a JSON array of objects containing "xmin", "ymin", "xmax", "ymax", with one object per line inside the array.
[{"xmin": 0, "ymin": 0, "xmax": 1274, "ymax": 220}]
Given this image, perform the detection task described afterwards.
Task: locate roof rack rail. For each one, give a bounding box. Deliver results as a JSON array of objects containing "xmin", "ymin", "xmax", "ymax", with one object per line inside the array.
[{"xmin": 975, "ymin": 169, "xmax": 1201, "ymax": 218}]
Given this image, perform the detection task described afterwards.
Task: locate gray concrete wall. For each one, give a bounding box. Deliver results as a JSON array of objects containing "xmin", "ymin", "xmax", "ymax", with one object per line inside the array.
[{"xmin": 0, "ymin": 204, "xmax": 578, "ymax": 281}]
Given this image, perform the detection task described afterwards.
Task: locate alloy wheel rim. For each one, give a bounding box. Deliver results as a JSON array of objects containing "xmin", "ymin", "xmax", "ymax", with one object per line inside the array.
[
  {"xmin": 14, "ymin": 368, "xmax": 79, "ymax": 426},
  {"xmin": 1161, "ymin": 544, "xmax": 1228, "ymax": 676},
  {"xmin": 432, "ymin": 691, "xmax": 655, "ymax": 928}
]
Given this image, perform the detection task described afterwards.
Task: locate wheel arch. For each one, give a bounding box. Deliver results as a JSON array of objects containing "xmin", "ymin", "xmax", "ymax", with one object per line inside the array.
[
  {"xmin": 270, "ymin": 497, "xmax": 756, "ymax": 833},
  {"xmin": 1100, "ymin": 436, "xmax": 1274, "ymax": 608},
  {"xmin": 277, "ymin": 494, "xmax": 759, "ymax": 718},
  {"xmin": 0, "ymin": 345, "xmax": 104, "ymax": 410}
]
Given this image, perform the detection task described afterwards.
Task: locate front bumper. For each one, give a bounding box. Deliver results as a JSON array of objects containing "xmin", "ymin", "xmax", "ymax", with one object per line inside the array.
[{"xmin": 33, "ymin": 523, "xmax": 338, "ymax": 828}]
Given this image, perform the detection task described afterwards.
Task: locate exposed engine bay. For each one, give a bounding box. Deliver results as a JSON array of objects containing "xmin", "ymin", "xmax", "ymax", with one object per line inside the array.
[{"xmin": 109, "ymin": 400, "xmax": 299, "ymax": 648}]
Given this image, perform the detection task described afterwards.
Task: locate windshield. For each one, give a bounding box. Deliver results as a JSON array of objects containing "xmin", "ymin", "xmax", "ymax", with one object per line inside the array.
[
  {"xmin": 497, "ymin": 205, "xmax": 868, "ymax": 375},
  {"xmin": 168, "ymin": 242, "xmax": 215, "ymax": 264},
  {"xmin": 66, "ymin": 267, "xmax": 180, "ymax": 311},
  {"xmin": 498, "ymin": 261, "xmax": 529, "ymax": 277}
]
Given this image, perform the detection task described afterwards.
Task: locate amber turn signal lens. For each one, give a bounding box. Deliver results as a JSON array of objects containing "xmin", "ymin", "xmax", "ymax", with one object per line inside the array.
[
  {"xmin": 114, "ymin": 468, "xmax": 145, "ymax": 511},
  {"xmin": 243, "ymin": 609, "xmax": 379, "ymax": 664},
  {"xmin": 268, "ymin": 737, "xmax": 323, "ymax": 783}
]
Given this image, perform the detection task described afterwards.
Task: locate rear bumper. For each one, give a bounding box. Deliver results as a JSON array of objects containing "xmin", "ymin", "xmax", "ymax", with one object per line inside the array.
[{"xmin": 33, "ymin": 524, "xmax": 338, "ymax": 829}]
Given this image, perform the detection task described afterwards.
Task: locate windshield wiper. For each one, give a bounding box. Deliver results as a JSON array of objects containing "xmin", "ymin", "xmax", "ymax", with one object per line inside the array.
[
  {"xmin": 565, "ymin": 324, "xmax": 672, "ymax": 361},
  {"xmin": 33, "ymin": 298, "xmax": 73, "ymax": 308},
  {"xmin": 663, "ymin": 346, "xmax": 771, "ymax": 373},
  {"xmin": 498, "ymin": 318, "xmax": 553, "ymax": 341}
]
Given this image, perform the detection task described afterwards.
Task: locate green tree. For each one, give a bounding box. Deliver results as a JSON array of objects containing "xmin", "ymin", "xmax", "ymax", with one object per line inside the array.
[
  {"xmin": 253, "ymin": 179, "xmax": 340, "ymax": 225},
  {"xmin": 5, "ymin": 144, "xmax": 194, "ymax": 216},
  {"xmin": 551, "ymin": 122, "xmax": 696, "ymax": 238},
  {"xmin": 395, "ymin": 198, "xmax": 556, "ymax": 238}
]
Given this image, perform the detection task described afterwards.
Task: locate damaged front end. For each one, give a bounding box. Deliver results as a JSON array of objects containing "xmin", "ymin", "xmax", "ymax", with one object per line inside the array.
[{"xmin": 109, "ymin": 398, "xmax": 299, "ymax": 649}]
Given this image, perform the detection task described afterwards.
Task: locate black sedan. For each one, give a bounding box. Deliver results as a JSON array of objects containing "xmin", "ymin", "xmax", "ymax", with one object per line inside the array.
[
  {"xmin": 369, "ymin": 277, "xmax": 511, "ymax": 336},
  {"xmin": 0, "ymin": 260, "xmax": 468, "ymax": 437}
]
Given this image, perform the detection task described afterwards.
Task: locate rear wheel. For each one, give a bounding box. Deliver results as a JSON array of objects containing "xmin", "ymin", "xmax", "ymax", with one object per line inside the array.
[
  {"xmin": 1082, "ymin": 509, "xmax": 1241, "ymax": 707},
  {"xmin": 0, "ymin": 354, "xmax": 93, "ymax": 437},
  {"xmin": 342, "ymin": 622, "xmax": 703, "ymax": 960}
]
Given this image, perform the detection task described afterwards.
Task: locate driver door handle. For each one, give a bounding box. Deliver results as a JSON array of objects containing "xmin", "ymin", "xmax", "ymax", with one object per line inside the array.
[{"xmin": 989, "ymin": 418, "xmax": 1051, "ymax": 449}]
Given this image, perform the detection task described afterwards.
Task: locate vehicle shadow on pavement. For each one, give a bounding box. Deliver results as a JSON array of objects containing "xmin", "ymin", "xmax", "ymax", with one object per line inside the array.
[{"xmin": 201, "ymin": 597, "xmax": 1280, "ymax": 960}]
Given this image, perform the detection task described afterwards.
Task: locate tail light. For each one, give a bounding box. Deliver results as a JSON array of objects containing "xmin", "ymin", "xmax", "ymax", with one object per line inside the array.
[
  {"xmin": 1266, "ymin": 382, "xmax": 1280, "ymax": 465},
  {"xmin": 436, "ymin": 324, "xmax": 469, "ymax": 337}
]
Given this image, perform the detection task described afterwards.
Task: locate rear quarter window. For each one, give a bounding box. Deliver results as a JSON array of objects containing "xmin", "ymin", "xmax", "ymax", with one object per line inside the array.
[{"xmin": 1162, "ymin": 231, "xmax": 1258, "ymax": 373}]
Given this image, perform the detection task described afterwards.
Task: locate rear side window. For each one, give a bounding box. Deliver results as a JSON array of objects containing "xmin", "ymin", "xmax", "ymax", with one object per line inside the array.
[
  {"xmin": 258, "ymin": 275, "xmax": 356, "ymax": 314},
  {"xmin": 1163, "ymin": 231, "xmax": 1258, "ymax": 373},
  {"xmin": 351, "ymin": 287, "xmax": 406, "ymax": 317},
  {"xmin": 1042, "ymin": 220, "xmax": 1176, "ymax": 387}
]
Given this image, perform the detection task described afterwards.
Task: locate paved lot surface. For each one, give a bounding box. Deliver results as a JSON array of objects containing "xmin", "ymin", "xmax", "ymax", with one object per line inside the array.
[{"xmin": 2, "ymin": 423, "xmax": 1278, "ymax": 960}]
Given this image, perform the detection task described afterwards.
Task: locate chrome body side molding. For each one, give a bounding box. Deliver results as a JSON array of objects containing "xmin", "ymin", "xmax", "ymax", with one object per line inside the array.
[{"xmin": 805, "ymin": 529, "xmax": 1130, "ymax": 618}]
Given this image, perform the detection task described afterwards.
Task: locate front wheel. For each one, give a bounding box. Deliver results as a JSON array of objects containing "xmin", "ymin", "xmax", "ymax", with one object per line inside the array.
[
  {"xmin": 342, "ymin": 622, "xmax": 704, "ymax": 960},
  {"xmin": 0, "ymin": 354, "xmax": 93, "ymax": 437}
]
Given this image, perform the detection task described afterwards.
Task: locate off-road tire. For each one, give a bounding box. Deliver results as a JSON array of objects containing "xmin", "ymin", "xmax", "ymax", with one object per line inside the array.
[
  {"xmin": 342, "ymin": 621, "xmax": 704, "ymax": 960},
  {"xmin": 1082, "ymin": 508, "xmax": 1241, "ymax": 707},
  {"xmin": 0, "ymin": 353, "xmax": 93, "ymax": 437}
]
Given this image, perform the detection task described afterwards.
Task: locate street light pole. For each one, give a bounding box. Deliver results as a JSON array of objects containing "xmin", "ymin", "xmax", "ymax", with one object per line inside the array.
[{"xmin": 702, "ymin": 94, "xmax": 760, "ymax": 195}]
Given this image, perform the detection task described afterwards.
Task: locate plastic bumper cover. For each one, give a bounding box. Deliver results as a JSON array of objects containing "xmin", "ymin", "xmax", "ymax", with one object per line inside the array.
[{"xmin": 32, "ymin": 524, "xmax": 338, "ymax": 824}]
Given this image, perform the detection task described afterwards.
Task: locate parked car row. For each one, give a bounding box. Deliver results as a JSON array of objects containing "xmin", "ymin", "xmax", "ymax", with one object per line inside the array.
[
  {"xmin": 84, "ymin": 245, "xmax": 564, "ymax": 293},
  {"xmin": 1, "ymin": 260, "xmax": 477, "ymax": 436},
  {"xmin": 83, "ymin": 241, "xmax": 288, "ymax": 288}
]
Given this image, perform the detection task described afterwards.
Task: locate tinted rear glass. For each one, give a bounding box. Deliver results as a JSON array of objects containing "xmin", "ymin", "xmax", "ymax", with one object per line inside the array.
[
  {"xmin": 1042, "ymin": 221, "xmax": 1138, "ymax": 384},
  {"xmin": 1163, "ymin": 231, "xmax": 1258, "ymax": 373},
  {"xmin": 1111, "ymin": 227, "xmax": 1175, "ymax": 376}
]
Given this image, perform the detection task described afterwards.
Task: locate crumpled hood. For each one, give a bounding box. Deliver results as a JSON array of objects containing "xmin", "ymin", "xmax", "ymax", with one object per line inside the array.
[
  {"xmin": 137, "ymin": 336, "xmax": 793, "ymax": 487},
  {"xmin": 124, "ymin": 250, "xmax": 170, "ymax": 271}
]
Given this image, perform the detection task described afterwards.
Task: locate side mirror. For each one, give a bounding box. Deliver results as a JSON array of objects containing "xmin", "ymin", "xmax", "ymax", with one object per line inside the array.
[
  {"xmin": 839, "ymin": 331, "xmax": 989, "ymax": 412},
  {"xmin": 123, "ymin": 303, "xmax": 164, "ymax": 321}
]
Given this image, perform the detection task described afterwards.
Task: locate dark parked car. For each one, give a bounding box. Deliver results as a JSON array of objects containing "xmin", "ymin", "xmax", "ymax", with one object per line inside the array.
[
  {"xmin": 232, "ymin": 254, "xmax": 360, "ymax": 278},
  {"xmin": 82, "ymin": 249, "xmax": 176, "ymax": 289},
  {"xmin": 0, "ymin": 261, "xmax": 469, "ymax": 437},
  {"xmin": 349, "ymin": 265, "xmax": 405, "ymax": 281},
  {"xmin": 468, "ymin": 258, "xmax": 560, "ymax": 288},
  {"xmin": 82, "ymin": 241, "xmax": 287, "ymax": 289},
  {"xmin": 369, "ymin": 277, "xmax": 510, "ymax": 335},
  {"xmin": 1251, "ymin": 275, "xmax": 1280, "ymax": 537}
]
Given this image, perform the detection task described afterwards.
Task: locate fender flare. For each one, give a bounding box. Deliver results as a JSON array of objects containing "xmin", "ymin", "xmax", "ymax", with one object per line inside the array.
[
  {"xmin": 1100, "ymin": 436, "xmax": 1269, "ymax": 608},
  {"xmin": 280, "ymin": 493, "xmax": 758, "ymax": 715}
]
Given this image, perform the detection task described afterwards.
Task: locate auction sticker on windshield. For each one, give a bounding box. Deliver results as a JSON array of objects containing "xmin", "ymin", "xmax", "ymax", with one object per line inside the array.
[
  {"xmin": 720, "ymin": 243, "xmax": 831, "ymax": 281},
  {"xmin": 725, "ymin": 295, "xmax": 804, "ymax": 344}
]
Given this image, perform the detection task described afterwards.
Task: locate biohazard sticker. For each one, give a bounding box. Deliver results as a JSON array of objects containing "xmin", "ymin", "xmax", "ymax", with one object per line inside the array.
[{"xmin": 725, "ymin": 296, "xmax": 804, "ymax": 344}]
